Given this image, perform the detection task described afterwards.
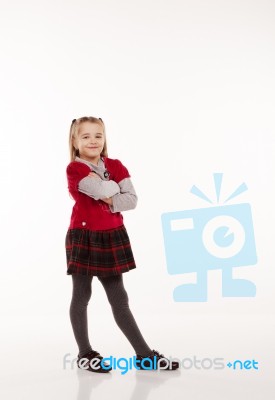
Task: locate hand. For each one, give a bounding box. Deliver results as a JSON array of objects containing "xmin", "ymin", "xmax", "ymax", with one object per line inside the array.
[
  {"xmin": 88, "ymin": 172, "xmax": 101, "ymax": 179},
  {"xmin": 101, "ymin": 197, "xmax": 113, "ymax": 205}
]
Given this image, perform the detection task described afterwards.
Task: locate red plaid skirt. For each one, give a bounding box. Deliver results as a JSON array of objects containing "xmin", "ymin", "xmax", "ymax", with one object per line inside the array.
[{"xmin": 65, "ymin": 225, "xmax": 137, "ymax": 276}]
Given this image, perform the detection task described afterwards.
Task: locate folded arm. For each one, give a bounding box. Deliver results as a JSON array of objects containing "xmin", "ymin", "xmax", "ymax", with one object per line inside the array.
[
  {"xmin": 78, "ymin": 173, "xmax": 120, "ymax": 200},
  {"xmin": 104, "ymin": 177, "xmax": 138, "ymax": 212}
]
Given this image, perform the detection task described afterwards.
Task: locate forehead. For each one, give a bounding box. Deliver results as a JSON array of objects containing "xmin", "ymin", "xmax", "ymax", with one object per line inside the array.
[{"xmin": 78, "ymin": 121, "xmax": 104, "ymax": 135}]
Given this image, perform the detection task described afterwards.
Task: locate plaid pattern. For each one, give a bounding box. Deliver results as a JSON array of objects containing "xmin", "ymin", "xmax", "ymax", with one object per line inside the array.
[{"xmin": 65, "ymin": 225, "xmax": 136, "ymax": 276}]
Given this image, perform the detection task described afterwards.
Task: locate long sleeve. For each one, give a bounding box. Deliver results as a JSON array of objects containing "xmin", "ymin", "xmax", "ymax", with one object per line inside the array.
[
  {"xmin": 78, "ymin": 176, "xmax": 121, "ymax": 200},
  {"xmin": 109, "ymin": 177, "xmax": 138, "ymax": 213}
]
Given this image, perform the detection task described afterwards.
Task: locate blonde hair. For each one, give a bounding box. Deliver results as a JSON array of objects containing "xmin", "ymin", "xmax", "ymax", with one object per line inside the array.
[{"xmin": 69, "ymin": 116, "xmax": 108, "ymax": 161}]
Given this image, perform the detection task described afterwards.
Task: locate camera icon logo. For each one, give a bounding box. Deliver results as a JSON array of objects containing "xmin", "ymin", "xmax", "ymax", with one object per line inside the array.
[{"xmin": 161, "ymin": 173, "xmax": 257, "ymax": 302}]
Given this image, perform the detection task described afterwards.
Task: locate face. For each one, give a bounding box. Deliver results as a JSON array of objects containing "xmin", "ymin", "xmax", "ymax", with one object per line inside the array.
[{"xmin": 73, "ymin": 121, "xmax": 105, "ymax": 164}]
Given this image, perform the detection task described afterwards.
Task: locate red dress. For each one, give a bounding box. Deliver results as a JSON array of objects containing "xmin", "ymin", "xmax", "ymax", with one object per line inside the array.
[{"xmin": 65, "ymin": 157, "xmax": 137, "ymax": 276}]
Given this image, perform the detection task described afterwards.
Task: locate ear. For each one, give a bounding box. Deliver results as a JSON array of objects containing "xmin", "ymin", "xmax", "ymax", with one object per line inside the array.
[{"xmin": 72, "ymin": 137, "xmax": 78, "ymax": 150}]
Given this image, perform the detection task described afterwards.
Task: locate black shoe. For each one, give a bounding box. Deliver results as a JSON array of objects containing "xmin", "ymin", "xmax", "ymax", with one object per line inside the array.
[
  {"xmin": 135, "ymin": 349, "xmax": 179, "ymax": 371},
  {"xmin": 77, "ymin": 350, "xmax": 112, "ymax": 373}
]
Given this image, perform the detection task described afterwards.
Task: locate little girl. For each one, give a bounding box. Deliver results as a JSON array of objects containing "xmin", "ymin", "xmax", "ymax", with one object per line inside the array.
[{"xmin": 65, "ymin": 116, "xmax": 179, "ymax": 373}]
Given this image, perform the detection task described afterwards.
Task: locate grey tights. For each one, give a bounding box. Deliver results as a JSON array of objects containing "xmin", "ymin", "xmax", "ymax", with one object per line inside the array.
[{"xmin": 69, "ymin": 273, "xmax": 152, "ymax": 358}]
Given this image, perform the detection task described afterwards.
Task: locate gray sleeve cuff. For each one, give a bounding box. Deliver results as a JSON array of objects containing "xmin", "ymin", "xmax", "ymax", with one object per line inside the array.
[
  {"xmin": 78, "ymin": 177, "xmax": 120, "ymax": 200},
  {"xmin": 109, "ymin": 177, "xmax": 138, "ymax": 213}
]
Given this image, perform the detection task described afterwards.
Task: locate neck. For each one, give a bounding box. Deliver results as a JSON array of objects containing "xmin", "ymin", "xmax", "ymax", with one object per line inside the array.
[{"xmin": 79, "ymin": 155, "xmax": 100, "ymax": 165}]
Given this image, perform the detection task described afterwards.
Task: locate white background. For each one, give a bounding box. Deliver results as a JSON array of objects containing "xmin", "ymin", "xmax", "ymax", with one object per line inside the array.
[{"xmin": 0, "ymin": 0, "xmax": 274, "ymax": 399}]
